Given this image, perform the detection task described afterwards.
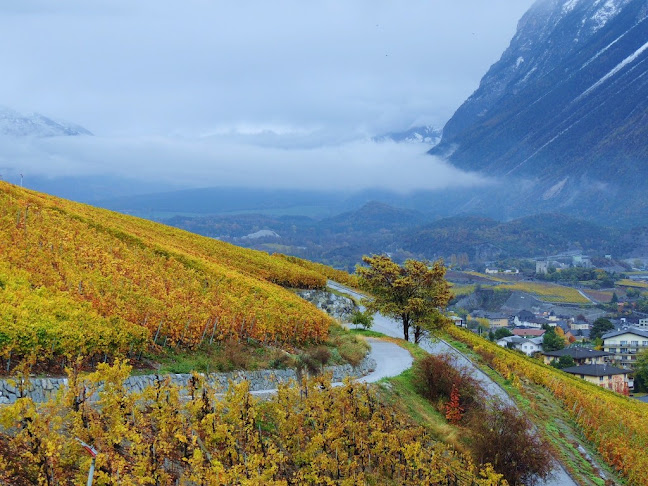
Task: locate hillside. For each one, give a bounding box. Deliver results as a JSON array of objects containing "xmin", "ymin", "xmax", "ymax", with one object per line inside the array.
[
  {"xmin": 431, "ymin": 0, "xmax": 648, "ymax": 224},
  {"xmin": 0, "ymin": 182, "xmax": 340, "ymax": 370},
  {"xmin": 401, "ymin": 213, "xmax": 633, "ymax": 261}
]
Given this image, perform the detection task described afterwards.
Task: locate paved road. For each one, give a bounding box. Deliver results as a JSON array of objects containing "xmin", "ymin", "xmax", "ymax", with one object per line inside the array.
[
  {"xmin": 357, "ymin": 338, "xmax": 413, "ymax": 383},
  {"xmin": 251, "ymin": 338, "xmax": 412, "ymax": 396},
  {"xmin": 328, "ymin": 281, "xmax": 578, "ymax": 486}
]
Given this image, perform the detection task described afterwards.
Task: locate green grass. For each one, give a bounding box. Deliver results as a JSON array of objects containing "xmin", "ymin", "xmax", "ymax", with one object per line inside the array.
[
  {"xmin": 376, "ymin": 351, "xmax": 468, "ymax": 455},
  {"xmin": 349, "ymin": 328, "xmax": 386, "ymax": 338},
  {"xmin": 141, "ymin": 324, "xmax": 370, "ymax": 375}
]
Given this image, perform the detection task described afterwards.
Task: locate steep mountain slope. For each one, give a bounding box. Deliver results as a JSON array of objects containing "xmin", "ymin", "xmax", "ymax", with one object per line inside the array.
[
  {"xmin": 0, "ymin": 182, "xmax": 336, "ymax": 368},
  {"xmin": 431, "ymin": 0, "xmax": 648, "ymax": 222},
  {"xmin": 0, "ymin": 106, "xmax": 92, "ymax": 137}
]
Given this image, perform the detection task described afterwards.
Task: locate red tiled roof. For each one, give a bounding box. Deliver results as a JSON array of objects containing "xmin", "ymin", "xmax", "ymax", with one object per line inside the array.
[{"xmin": 513, "ymin": 328, "xmax": 546, "ymax": 337}]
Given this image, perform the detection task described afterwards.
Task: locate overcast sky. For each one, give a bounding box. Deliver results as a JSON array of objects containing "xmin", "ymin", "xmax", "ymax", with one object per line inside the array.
[{"xmin": 0, "ymin": 0, "xmax": 535, "ymax": 191}]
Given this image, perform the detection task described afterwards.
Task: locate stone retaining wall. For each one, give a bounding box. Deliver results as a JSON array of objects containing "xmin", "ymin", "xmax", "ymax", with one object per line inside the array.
[{"xmin": 0, "ymin": 356, "xmax": 376, "ymax": 405}]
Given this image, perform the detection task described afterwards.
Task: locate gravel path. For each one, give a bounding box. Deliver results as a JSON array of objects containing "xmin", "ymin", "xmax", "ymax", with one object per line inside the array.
[{"xmin": 328, "ymin": 281, "xmax": 578, "ymax": 486}]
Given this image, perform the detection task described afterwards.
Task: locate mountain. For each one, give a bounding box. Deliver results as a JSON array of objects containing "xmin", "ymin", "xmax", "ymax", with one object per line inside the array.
[
  {"xmin": 374, "ymin": 125, "xmax": 441, "ymax": 145},
  {"xmin": 400, "ymin": 213, "xmax": 633, "ymax": 262},
  {"xmin": 0, "ymin": 105, "xmax": 92, "ymax": 137},
  {"xmin": 431, "ymin": 0, "xmax": 648, "ymax": 224},
  {"xmin": 320, "ymin": 201, "xmax": 429, "ymax": 233}
]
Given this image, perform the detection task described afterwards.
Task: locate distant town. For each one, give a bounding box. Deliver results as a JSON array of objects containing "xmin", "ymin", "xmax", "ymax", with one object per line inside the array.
[{"xmin": 447, "ymin": 253, "xmax": 648, "ymax": 399}]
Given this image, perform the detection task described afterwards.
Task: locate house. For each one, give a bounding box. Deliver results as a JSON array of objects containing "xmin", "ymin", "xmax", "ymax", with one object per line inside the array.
[
  {"xmin": 542, "ymin": 347, "xmax": 611, "ymax": 366},
  {"xmin": 536, "ymin": 261, "xmax": 549, "ymax": 274},
  {"xmin": 569, "ymin": 320, "xmax": 591, "ymax": 331},
  {"xmin": 572, "ymin": 255, "xmax": 592, "ymax": 268},
  {"xmin": 561, "ymin": 364, "xmax": 631, "ymax": 395},
  {"xmin": 513, "ymin": 310, "xmax": 553, "ymax": 329},
  {"xmin": 497, "ymin": 336, "xmax": 543, "ymax": 356},
  {"xmin": 570, "ymin": 328, "xmax": 590, "ymax": 342},
  {"xmin": 513, "ymin": 328, "xmax": 546, "ymax": 338},
  {"xmin": 469, "ymin": 311, "xmax": 510, "ymax": 328},
  {"xmin": 602, "ymin": 328, "xmax": 648, "ymax": 368},
  {"xmin": 485, "ymin": 267, "xmax": 519, "ymax": 274},
  {"xmin": 449, "ymin": 315, "xmax": 466, "ymax": 328},
  {"xmin": 486, "ymin": 313, "xmax": 510, "ymax": 328}
]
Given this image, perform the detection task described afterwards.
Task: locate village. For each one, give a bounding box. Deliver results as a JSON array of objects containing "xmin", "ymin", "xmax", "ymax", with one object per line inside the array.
[{"xmin": 447, "ymin": 254, "xmax": 648, "ymax": 399}]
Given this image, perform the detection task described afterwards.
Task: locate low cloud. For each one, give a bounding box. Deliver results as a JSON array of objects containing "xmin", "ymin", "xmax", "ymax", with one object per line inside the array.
[{"xmin": 0, "ymin": 135, "xmax": 491, "ymax": 193}]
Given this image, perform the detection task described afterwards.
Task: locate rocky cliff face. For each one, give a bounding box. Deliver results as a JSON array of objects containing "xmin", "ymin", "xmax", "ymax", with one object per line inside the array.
[{"xmin": 431, "ymin": 0, "xmax": 648, "ymax": 224}]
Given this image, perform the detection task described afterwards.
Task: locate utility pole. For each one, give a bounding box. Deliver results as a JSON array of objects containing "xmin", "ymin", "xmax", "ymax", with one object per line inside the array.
[
  {"xmin": 19, "ymin": 173, "xmax": 23, "ymax": 187},
  {"xmin": 75, "ymin": 438, "xmax": 98, "ymax": 486}
]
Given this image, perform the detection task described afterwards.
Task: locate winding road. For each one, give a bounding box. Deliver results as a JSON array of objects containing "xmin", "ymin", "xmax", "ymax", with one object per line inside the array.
[{"xmin": 328, "ymin": 281, "xmax": 579, "ymax": 486}]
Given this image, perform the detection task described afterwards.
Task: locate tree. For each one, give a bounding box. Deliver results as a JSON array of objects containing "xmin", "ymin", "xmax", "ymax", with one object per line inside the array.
[
  {"xmin": 357, "ymin": 255, "xmax": 452, "ymax": 343},
  {"xmin": 590, "ymin": 317, "xmax": 615, "ymax": 341},
  {"xmin": 445, "ymin": 384, "xmax": 464, "ymax": 424},
  {"xmin": 350, "ymin": 309, "xmax": 374, "ymax": 330},
  {"xmin": 634, "ymin": 349, "xmax": 648, "ymax": 393},
  {"xmin": 494, "ymin": 328, "xmax": 513, "ymax": 340},
  {"xmin": 543, "ymin": 328, "xmax": 565, "ymax": 352},
  {"xmin": 550, "ymin": 355, "xmax": 575, "ymax": 369}
]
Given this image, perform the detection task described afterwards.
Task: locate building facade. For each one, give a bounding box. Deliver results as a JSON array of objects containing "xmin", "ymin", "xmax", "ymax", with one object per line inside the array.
[{"xmin": 602, "ymin": 328, "xmax": 648, "ymax": 368}]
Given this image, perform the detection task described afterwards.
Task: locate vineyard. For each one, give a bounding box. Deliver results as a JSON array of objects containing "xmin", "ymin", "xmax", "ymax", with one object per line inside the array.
[
  {"xmin": 0, "ymin": 361, "xmax": 505, "ymax": 485},
  {"xmin": 272, "ymin": 254, "xmax": 359, "ymax": 289},
  {"xmin": 617, "ymin": 279, "xmax": 648, "ymax": 289},
  {"xmin": 498, "ymin": 281, "xmax": 590, "ymax": 304},
  {"xmin": 446, "ymin": 326, "xmax": 648, "ymax": 485},
  {"xmin": 0, "ymin": 182, "xmax": 347, "ymax": 370}
]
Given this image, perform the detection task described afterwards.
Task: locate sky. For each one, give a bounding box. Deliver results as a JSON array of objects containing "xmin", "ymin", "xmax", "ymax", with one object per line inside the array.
[{"xmin": 0, "ymin": 0, "xmax": 535, "ymax": 192}]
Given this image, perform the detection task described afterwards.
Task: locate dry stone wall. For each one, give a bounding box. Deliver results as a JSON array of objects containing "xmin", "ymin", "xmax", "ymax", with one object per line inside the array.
[{"xmin": 0, "ymin": 356, "xmax": 376, "ymax": 405}]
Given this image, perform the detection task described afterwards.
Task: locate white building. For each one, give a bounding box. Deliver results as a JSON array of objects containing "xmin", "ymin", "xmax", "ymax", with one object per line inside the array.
[{"xmin": 602, "ymin": 328, "xmax": 648, "ymax": 368}]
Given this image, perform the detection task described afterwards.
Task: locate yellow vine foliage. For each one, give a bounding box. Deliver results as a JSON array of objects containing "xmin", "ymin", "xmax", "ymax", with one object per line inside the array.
[
  {"xmin": 0, "ymin": 361, "xmax": 506, "ymax": 485},
  {"xmin": 0, "ymin": 182, "xmax": 342, "ymax": 366},
  {"xmin": 447, "ymin": 326, "xmax": 648, "ymax": 485}
]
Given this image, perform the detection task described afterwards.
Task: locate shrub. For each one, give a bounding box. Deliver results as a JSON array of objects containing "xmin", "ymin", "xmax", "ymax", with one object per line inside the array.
[
  {"xmin": 412, "ymin": 354, "xmax": 480, "ymax": 413},
  {"xmin": 467, "ymin": 401, "xmax": 553, "ymax": 486},
  {"xmin": 350, "ymin": 310, "xmax": 374, "ymax": 330}
]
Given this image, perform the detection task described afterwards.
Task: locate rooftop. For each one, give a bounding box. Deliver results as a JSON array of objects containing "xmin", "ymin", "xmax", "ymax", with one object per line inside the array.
[
  {"xmin": 543, "ymin": 348, "xmax": 611, "ymax": 359},
  {"xmin": 602, "ymin": 328, "xmax": 648, "ymax": 340},
  {"xmin": 562, "ymin": 364, "xmax": 631, "ymax": 377},
  {"xmin": 513, "ymin": 328, "xmax": 546, "ymax": 337}
]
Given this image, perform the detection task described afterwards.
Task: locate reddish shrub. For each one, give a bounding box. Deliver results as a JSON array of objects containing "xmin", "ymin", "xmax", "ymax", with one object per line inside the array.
[{"xmin": 412, "ymin": 353, "xmax": 480, "ymax": 413}]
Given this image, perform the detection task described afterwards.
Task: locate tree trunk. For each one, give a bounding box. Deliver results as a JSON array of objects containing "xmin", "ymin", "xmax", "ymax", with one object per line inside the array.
[
  {"xmin": 402, "ymin": 315, "xmax": 410, "ymax": 341},
  {"xmin": 413, "ymin": 325, "xmax": 423, "ymax": 344}
]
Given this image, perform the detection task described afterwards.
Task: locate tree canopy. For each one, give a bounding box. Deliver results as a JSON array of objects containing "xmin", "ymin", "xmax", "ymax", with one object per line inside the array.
[
  {"xmin": 634, "ymin": 349, "xmax": 648, "ymax": 393},
  {"xmin": 356, "ymin": 255, "xmax": 452, "ymax": 343},
  {"xmin": 494, "ymin": 328, "xmax": 513, "ymax": 340},
  {"xmin": 590, "ymin": 317, "xmax": 615, "ymax": 341},
  {"xmin": 542, "ymin": 328, "xmax": 565, "ymax": 352}
]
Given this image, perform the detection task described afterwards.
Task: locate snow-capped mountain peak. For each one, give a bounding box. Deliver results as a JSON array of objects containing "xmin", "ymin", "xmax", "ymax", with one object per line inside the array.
[{"xmin": 0, "ymin": 106, "xmax": 92, "ymax": 138}]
